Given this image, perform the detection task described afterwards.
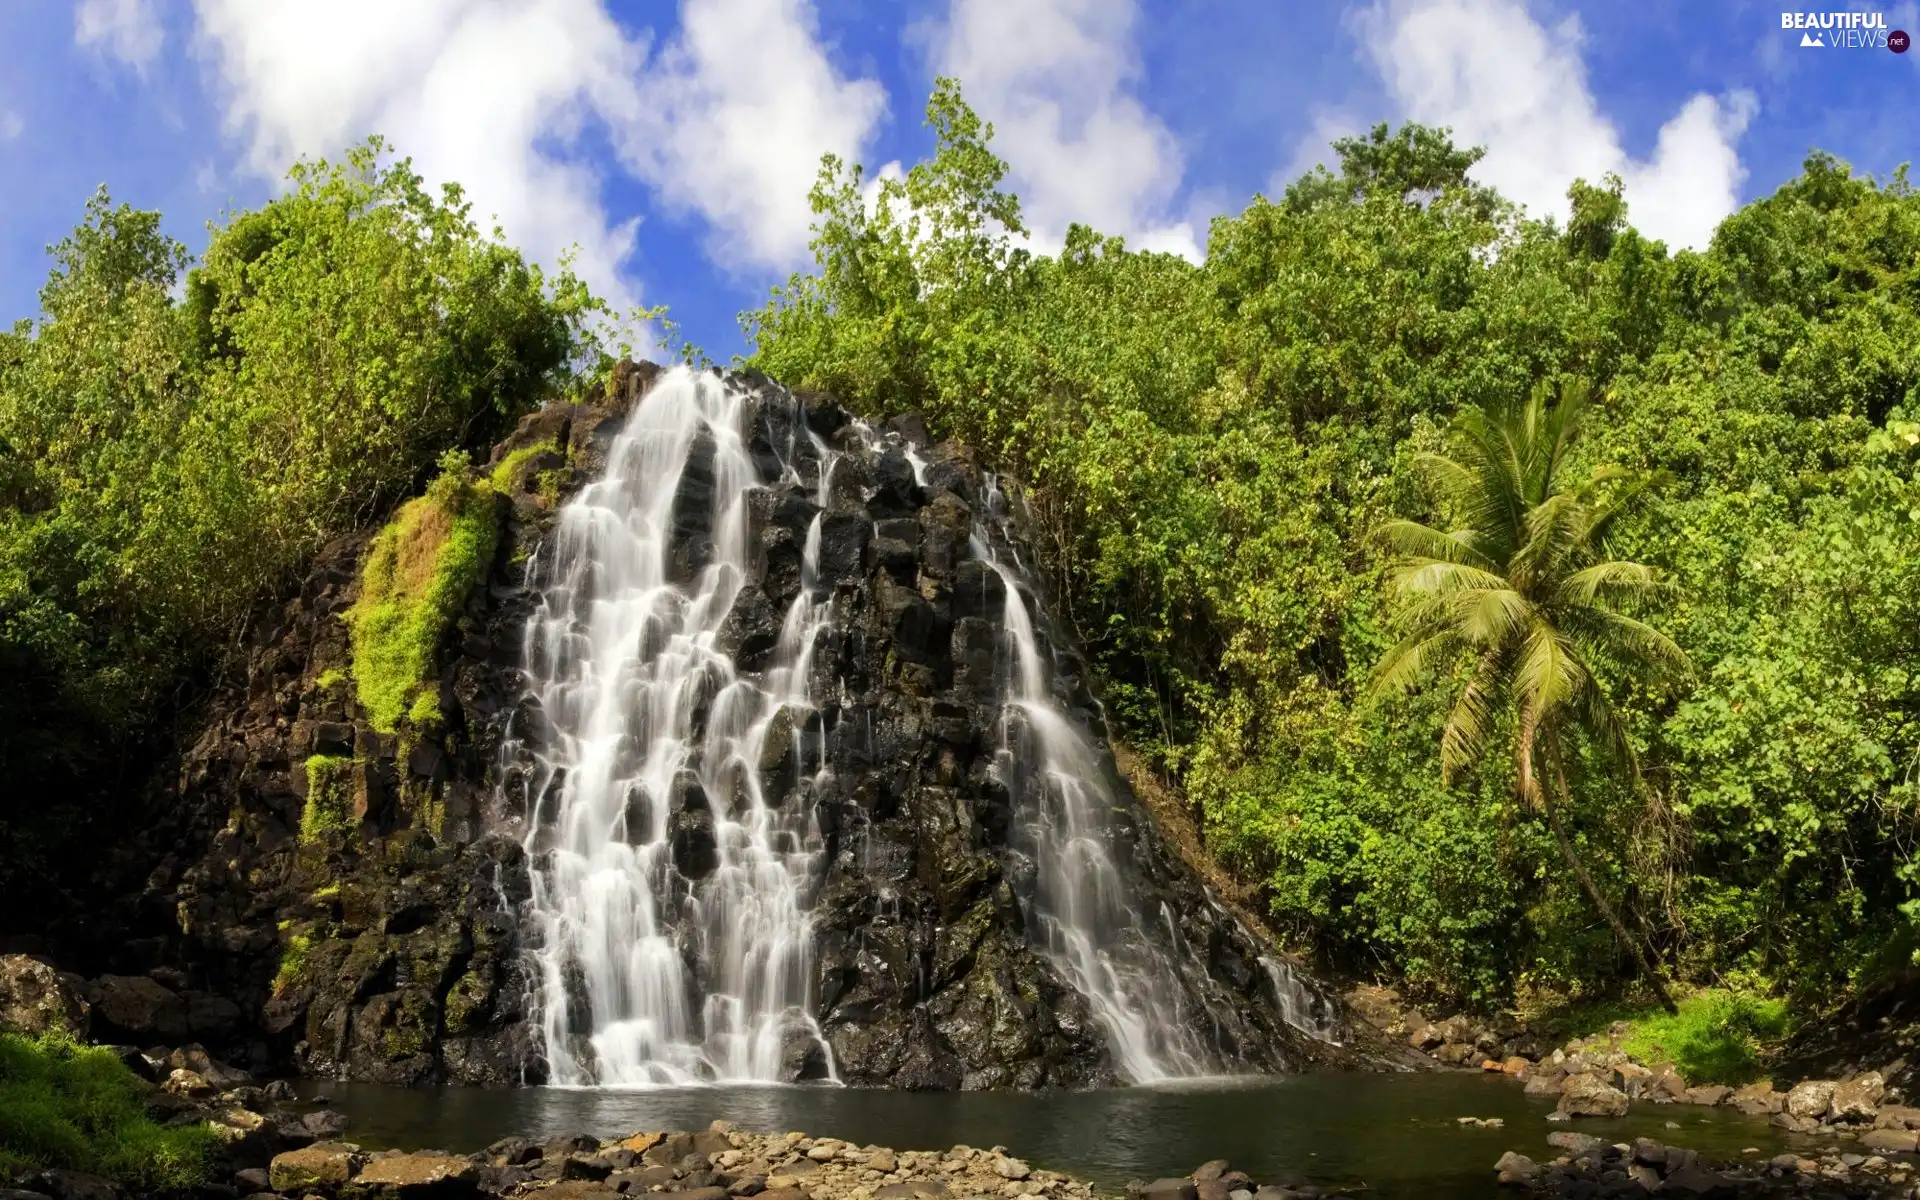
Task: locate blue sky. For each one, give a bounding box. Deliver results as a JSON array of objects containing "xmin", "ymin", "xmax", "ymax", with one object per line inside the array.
[{"xmin": 1, "ymin": 0, "xmax": 1915, "ymax": 361}]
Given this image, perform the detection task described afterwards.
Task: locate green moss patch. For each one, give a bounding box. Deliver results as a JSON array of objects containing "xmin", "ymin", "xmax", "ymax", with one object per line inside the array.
[
  {"xmin": 0, "ymin": 1033, "xmax": 213, "ymax": 1187},
  {"xmin": 346, "ymin": 456, "xmax": 498, "ymax": 733},
  {"xmin": 301, "ymin": 753, "xmax": 353, "ymax": 841},
  {"xmin": 272, "ymin": 926, "xmax": 312, "ymax": 995},
  {"xmin": 487, "ymin": 445, "xmax": 542, "ymax": 494}
]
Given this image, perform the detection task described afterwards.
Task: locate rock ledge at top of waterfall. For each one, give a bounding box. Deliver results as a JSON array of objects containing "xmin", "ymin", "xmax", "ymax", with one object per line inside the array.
[{"xmin": 94, "ymin": 360, "xmax": 1354, "ymax": 1091}]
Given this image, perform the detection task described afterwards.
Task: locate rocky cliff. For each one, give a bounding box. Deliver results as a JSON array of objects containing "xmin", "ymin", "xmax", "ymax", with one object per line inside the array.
[{"xmin": 65, "ymin": 362, "xmax": 1346, "ymax": 1088}]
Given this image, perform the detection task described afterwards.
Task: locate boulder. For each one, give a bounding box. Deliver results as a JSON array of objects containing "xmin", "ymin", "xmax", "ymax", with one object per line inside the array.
[
  {"xmin": 1522, "ymin": 1069, "xmax": 1567, "ymax": 1096},
  {"xmin": 1492, "ymin": 1152, "xmax": 1537, "ymax": 1186},
  {"xmin": 1546, "ymin": 1132, "xmax": 1606, "ymax": 1155},
  {"xmin": 994, "ymin": 1158, "xmax": 1032, "ymax": 1181},
  {"xmin": 1861, "ymin": 1129, "xmax": 1920, "ymax": 1153},
  {"xmin": 1644, "ymin": 1062, "xmax": 1687, "ymax": 1101},
  {"xmin": 1681, "ymin": 1085, "xmax": 1731, "ymax": 1107},
  {"xmin": 1784, "ymin": 1079, "xmax": 1839, "ymax": 1120},
  {"xmin": 269, "ymin": 1143, "xmax": 364, "ymax": 1192},
  {"xmin": 1730, "ymin": 1080, "xmax": 1783, "ymax": 1115},
  {"xmin": 87, "ymin": 975, "xmax": 187, "ymax": 1041},
  {"xmin": 1830, "ymin": 1071, "xmax": 1885, "ymax": 1122},
  {"xmin": 0, "ymin": 956, "xmax": 89, "ymax": 1038},
  {"xmin": 1556, "ymin": 1072, "xmax": 1629, "ymax": 1118},
  {"xmin": 1877, "ymin": 1105, "xmax": 1920, "ymax": 1130},
  {"xmin": 161, "ymin": 1068, "xmax": 217, "ymax": 1099},
  {"xmin": 27, "ymin": 1174, "xmax": 114, "ymax": 1200},
  {"xmin": 354, "ymin": 1152, "xmax": 483, "ymax": 1194}
]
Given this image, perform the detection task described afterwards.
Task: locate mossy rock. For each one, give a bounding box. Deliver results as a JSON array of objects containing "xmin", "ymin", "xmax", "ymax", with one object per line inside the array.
[{"xmin": 346, "ymin": 458, "xmax": 501, "ymax": 734}]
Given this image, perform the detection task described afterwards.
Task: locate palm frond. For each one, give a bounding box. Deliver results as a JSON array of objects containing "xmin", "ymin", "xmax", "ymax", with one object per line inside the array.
[
  {"xmin": 1389, "ymin": 557, "xmax": 1513, "ymax": 600},
  {"xmin": 1558, "ymin": 560, "xmax": 1665, "ymax": 607},
  {"xmin": 1512, "ymin": 621, "xmax": 1587, "ymax": 719},
  {"xmin": 1563, "ymin": 605, "xmax": 1693, "ymax": 682},
  {"xmin": 1374, "ymin": 518, "xmax": 1500, "ymax": 573},
  {"xmin": 1575, "ymin": 683, "xmax": 1640, "ymax": 781},
  {"xmin": 1448, "ymin": 586, "xmax": 1532, "ymax": 647},
  {"xmin": 1441, "ymin": 646, "xmax": 1507, "ymax": 783},
  {"xmin": 1366, "ymin": 630, "xmax": 1461, "ymax": 703}
]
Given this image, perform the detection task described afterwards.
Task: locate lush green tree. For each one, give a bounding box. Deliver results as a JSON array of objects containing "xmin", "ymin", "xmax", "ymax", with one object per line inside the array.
[
  {"xmin": 0, "ymin": 142, "xmax": 602, "ymax": 916},
  {"xmin": 1369, "ymin": 381, "xmax": 1689, "ymax": 1008}
]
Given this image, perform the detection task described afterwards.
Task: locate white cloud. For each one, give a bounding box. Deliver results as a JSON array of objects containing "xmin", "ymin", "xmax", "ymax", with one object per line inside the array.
[
  {"xmin": 76, "ymin": 0, "xmax": 165, "ymax": 69},
  {"xmin": 190, "ymin": 0, "xmax": 887, "ymax": 319},
  {"xmin": 1357, "ymin": 0, "xmax": 1755, "ymax": 249},
  {"xmin": 612, "ymin": 0, "xmax": 888, "ymax": 272},
  {"xmin": 0, "ymin": 111, "xmax": 23, "ymax": 142},
  {"xmin": 931, "ymin": 0, "xmax": 1199, "ymax": 259}
]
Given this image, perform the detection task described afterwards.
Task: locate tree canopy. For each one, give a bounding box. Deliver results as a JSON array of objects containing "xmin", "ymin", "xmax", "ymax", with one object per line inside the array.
[
  {"xmin": 748, "ymin": 81, "xmax": 1920, "ymax": 1008},
  {"xmin": 0, "ymin": 141, "xmax": 602, "ymax": 910}
]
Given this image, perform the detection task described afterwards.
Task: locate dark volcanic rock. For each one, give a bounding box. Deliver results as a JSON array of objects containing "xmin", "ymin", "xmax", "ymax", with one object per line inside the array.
[{"xmin": 62, "ymin": 360, "xmax": 1339, "ymax": 1089}]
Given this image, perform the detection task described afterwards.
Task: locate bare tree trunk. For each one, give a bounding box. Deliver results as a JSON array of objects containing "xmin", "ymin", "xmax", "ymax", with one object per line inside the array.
[{"xmin": 1543, "ymin": 732, "xmax": 1679, "ymax": 1014}]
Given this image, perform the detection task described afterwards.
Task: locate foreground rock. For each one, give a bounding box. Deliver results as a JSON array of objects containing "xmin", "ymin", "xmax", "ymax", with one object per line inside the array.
[
  {"xmin": 263, "ymin": 1124, "xmax": 1099, "ymax": 1200},
  {"xmin": 1494, "ymin": 1133, "xmax": 1917, "ymax": 1197}
]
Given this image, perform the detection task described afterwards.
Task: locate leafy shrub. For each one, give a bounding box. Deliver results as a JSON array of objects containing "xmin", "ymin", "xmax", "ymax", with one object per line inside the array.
[
  {"xmin": 0, "ymin": 1033, "xmax": 212, "ymax": 1187},
  {"xmin": 0, "ymin": 140, "xmax": 601, "ymax": 917}
]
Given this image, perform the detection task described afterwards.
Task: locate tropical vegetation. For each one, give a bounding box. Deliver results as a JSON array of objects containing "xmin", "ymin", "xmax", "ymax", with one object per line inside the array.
[
  {"xmin": 3, "ymin": 77, "xmax": 1918, "ymax": 1022},
  {"xmin": 747, "ymin": 80, "xmax": 1920, "ymax": 1011}
]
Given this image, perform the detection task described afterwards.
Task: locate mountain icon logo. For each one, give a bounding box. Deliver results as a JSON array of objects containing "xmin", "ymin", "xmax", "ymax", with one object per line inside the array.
[{"xmin": 1800, "ymin": 30, "xmax": 1825, "ymax": 45}]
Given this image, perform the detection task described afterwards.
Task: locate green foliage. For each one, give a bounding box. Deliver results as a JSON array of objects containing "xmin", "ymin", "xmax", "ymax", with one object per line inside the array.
[
  {"xmin": 273, "ymin": 924, "xmax": 312, "ymax": 994},
  {"xmin": 0, "ymin": 1032, "xmax": 212, "ymax": 1187},
  {"xmin": 1619, "ymin": 991, "xmax": 1790, "ymax": 1084},
  {"xmin": 488, "ymin": 445, "xmax": 543, "ymax": 494},
  {"xmin": 749, "ymin": 82, "xmax": 1920, "ymax": 1008},
  {"xmin": 300, "ymin": 754, "xmax": 353, "ymax": 841},
  {"xmin": 345, "ymin": 455, "xmax": 499, "ymax": 732},
  {"xmin": 0, "ymin": 139, "xmax": 602, "ymax": 914}
]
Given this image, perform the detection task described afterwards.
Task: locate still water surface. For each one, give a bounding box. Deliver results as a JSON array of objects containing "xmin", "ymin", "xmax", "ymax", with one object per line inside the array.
[{"xmin": 307, "ymin": 1073, "xmax": 1809, "ymax": 1199}]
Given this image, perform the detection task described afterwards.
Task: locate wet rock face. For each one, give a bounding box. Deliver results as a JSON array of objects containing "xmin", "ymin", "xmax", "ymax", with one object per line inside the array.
[
  {"xmin": 72, "ymin": 363, "xmax": 1332, "ymax": 1088},
  {"xmin": 60, "ymin": 364, "xmax": 661, "ymax": 1085}
]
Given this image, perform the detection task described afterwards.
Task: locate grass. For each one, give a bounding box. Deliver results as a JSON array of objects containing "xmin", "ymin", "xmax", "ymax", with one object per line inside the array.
[
  {"xmin": 0, "ymin": 1033, "xmax": 212, "ymax": 1188},
  {"xmin": 1618, "ymin": 991, "xmax": 1789, "ymax": 1085},
  {"xmin": 346, "ymin": 454, "xmax": 498, "ymax": 732},
  {"xmin": 301, "ymin": 753, "xmax": 353, "ymax": 841}
]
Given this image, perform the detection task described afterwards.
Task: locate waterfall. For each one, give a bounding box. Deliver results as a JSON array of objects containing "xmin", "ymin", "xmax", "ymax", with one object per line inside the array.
[
  {"xmin": 516, "ymin": 369, "xmax": 837, "ymax": 1086},
  {"xmin": 509, "ymin": 366, "xmax": 1289, "ymax": 1088},
  {"xmin": 967, "ymin": 483, "xmax": 1216, "ymax": 1082}
]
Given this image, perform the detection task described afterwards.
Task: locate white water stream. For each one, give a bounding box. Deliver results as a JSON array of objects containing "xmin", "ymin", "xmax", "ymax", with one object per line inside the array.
[
  {"xmin": 513, "ymin": 367, "xmax": 1288, "ymax": 1086},
  {"xmin": 517, "ymin": 369, "xmax": 836, "ymax": 1085}
]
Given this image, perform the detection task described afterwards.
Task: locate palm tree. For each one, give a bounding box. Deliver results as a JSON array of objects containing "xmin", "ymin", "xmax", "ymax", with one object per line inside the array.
[{"xmin": 1370, "ymin": 380, "xmax": 1688, "ymax": 1012}]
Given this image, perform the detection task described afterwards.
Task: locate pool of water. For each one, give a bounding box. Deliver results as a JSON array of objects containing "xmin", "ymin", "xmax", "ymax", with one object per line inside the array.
[{"xmin": 304, "ymin": 1072, "xmax": 1816, "ymax": 1198}]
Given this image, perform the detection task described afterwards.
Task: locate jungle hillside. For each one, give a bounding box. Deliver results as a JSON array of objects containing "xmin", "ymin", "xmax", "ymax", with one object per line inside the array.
[{"xmin": 4, "ymin": 84, "xmax": 1919, "ymax": 1026}]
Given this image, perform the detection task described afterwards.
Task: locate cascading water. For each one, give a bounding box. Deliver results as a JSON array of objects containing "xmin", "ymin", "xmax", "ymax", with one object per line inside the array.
[
  {"xmin": 517, "ymin": 368, "xmax": 838, "ymax": 1085},
  {"xmin": 967, "ymin": 483, "xmax": 1215, "ymax": 1082},
  {"xmin": 507, "ymin": 366, "xmax": 1325, "ymax": 1090}
]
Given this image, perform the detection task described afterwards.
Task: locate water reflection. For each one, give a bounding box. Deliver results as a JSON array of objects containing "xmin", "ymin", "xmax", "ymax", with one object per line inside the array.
[{"xmin": 307, "ymin": 1073, "xmax": 1807, "ymax": 1199}]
